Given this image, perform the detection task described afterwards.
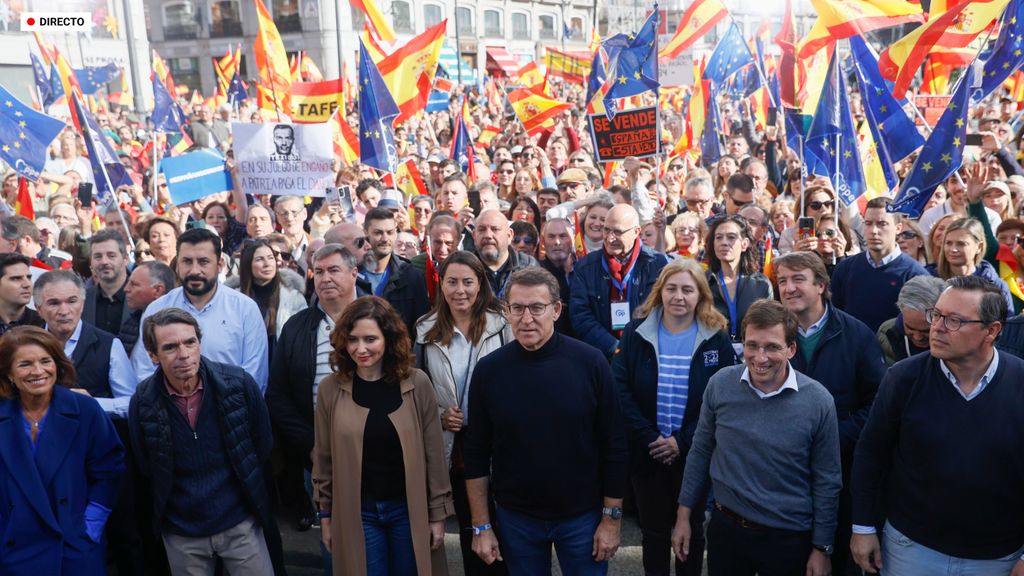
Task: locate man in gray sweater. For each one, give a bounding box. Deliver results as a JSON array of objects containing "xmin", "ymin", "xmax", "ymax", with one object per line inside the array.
[{"xmin": 671, "ymin": 300, "xmax": 842, "ymax": 576}]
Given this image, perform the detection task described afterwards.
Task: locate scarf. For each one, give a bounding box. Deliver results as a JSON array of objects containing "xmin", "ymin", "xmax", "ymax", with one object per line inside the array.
[{"xmin": 605, "ymin": 238, "xmax": 642, "ymax": 302}]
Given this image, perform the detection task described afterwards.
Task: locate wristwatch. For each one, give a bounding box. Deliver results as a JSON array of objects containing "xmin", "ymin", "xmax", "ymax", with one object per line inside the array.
[
  {"xmin": 472, "ymin": 523, "xmax": 492, "ymax": 535},
  {"xmin": 602, "ymin": 506, "xmax": 623, "ymax": 520},
  {"xmin": 813, "ymin": 543, "xmax": 834, "ymax": 556}
]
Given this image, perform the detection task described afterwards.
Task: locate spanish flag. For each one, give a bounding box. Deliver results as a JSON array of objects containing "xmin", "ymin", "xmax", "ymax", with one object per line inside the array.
[
  {"xmin": 396, "ymin": 159, "xmax": 428, "ymax": 197},
  {"xmin": 15, "ymin": 177, "xmax": 33, "ymax": 220},
  {"xmin": 507, "ymin": 85, "xmax": 571, "ymax": 136},
  {"xmin": 797, "ymin": 0, "xmax": 924, "ymax": 59},
  {"xmin": 331, "ymin": 109, "xmax": 360, "ymax": 167},
  {"xmin": 659, "ymin": 0, "xmax": 728, "ymax": 62},
  {"xmin": 367, "ymin": 20, "xmax": 447, "ymax": 124},
  {"xmin": 152, "ymin": 51, "xmax": 177, "ymax": 97},
  {"xmin": 879, "ymin": 0, "xmax": 1008, "ymax": 99},
  {"xmin": 352, "ymin": 0, "xmax": 396, "ymax": 43},
  {"xmin": 516, "ymin": 61, "xmax": 546, "ymax": 89},
  {"xmin": 997, "ymin": 244, "xmax": 1024, "ymax": 313},
  {"xmin": 253, "ymin": 0, "xmax": 292, "ymax": 118},
  {"xmin": 478, "ymin": 125, "xmax": 501, "ymax": 148}
]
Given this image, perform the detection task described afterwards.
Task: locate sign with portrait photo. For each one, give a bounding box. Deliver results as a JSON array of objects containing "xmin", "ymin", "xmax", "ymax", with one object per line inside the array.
[{"xmin": 232, "ymin": 122, "xmax": 334, "ymax": 197}]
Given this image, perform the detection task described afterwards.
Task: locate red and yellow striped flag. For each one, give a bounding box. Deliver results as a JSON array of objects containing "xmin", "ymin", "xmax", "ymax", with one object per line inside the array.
[
  {"xmin": 367, "ymin": 20, "xmax": 447, "ymax": 124},
  {"xmin": 798, "ymin": 0, "xmax": 924, "ymax": 59},
  {"xmin": 478, "ymin": 125, "xmax": 501, "ymax": 148},
  {"xmin": 396, "ymin": 159, "xmax": 429, "ymax": 197},
  {"xmin": 659, "ymin": 0, "xmax": 728, "ymax": 62},
  {"xmin": 507, "ymin": 85, "xmax": 571, "ymax": 136},
  {"xmin": 352, "ymin": 0, "xmax": 396, "ymax": 42},
  {"xmin": 15, "ymin": 177, "xmax": 33, "ymax": 220},
  {"xmin": 997, "ymin": 244, "xmax": 1024, "ymax": 312},
  {"xmin": 253, "ymin": 0, "xmax": 293, "ymax": 118},
  {"xmin": 516, "ymin": 61, "xmax": 546, "ymax": 89}
]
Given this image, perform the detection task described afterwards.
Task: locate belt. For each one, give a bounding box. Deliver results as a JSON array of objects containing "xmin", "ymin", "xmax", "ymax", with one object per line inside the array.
[{"xmin": 714, "ymin": 503, "xmax": 768, "ymax": 530}]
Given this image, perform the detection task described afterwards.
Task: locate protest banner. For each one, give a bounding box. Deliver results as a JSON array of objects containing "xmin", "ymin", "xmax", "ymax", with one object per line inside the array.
[
  {"xmin": 914, "ymin": 95, "xmax": 952, "ymax": 127},
  {"xmin": 233, "ymin": 122, "xmax": 334, "ymax": 197},
  {"xmin": 588, "ymin": 106, "xmax": 659, "ymax": 162},
  {"xmin": 159, "ymin": 149, "xmax": 233, "ymax": 205},
  {"xmin": 291, "ymin": 79, "xmax": 345, "ymax": 123}
]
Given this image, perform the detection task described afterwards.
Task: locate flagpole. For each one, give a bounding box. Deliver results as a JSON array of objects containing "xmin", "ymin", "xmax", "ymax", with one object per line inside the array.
[{"xmin": 76, "ymin": 94, "xmax": 135, "ymax": 252}]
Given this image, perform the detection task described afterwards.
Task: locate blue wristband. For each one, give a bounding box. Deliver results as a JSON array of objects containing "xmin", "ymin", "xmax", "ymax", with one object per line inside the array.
[
  {"xmin": 472, "ymin": 523, "xmax": 492, "ymax": 535},
  {"xmin": 318, "ymin": 510, "xmax": 332, "ymax": 519}
]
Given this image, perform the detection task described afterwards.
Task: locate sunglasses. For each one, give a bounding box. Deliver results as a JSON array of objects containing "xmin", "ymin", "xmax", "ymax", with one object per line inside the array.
[
  {"xmin": 355, "ymin": 236, "xmax": 368, "ymax": 249},
  {"xmin": 668, "ymin": 164, "xmax": 686, "ymax": 171},
  {"xmin": 897, "ymin": 230, "xmax": 919, "ymax": 240},
  {"xmin": 570, "ymin": 157, "xmax": 588, "ymax": 163},
  {"xmin": 815, "ymin": 229, "xmax": 837, "ymax": 238},
  {"xmin": 272, "ymin": 250, "xmax": 294, "ymax": 262},
  {"xmin": 809, "ymin": 200, "xmax": 836, "ymax": 210},
  {"xmin": 513, "ymin": 236, "xmax": 537, "ymax": 244}
]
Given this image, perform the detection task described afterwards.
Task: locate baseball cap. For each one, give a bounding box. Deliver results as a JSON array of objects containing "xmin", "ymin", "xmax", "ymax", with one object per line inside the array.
[
  {"xmin": 556, "ymin": 168, "xmax": 588, "ymax": 185},
  {"xmin": 378, "ymin": 188, "xmax": 404, "ymax": 210},
  {"xmin": 984, "ymin": 180, "xmax": 1011, "ymax": 196},
  {"xmin": 427, "ymin": 154, "xmax": 445, "ymax": 164}
]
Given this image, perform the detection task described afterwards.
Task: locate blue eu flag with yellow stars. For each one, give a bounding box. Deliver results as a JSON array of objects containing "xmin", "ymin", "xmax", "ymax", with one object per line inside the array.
[
  {"xmin": 980, "ymin": 0, "xmax": 1024, "ymax": 96},
  {"xmin": 704, "ymin": 23, "xmax": 755, "ymax": 86},
  {"xmin": 71, "ymin": 94, "xmax": 133, "ymax": 200},
  {"xmin": 152, "ymin": 72, "xmax": 186, "ymax": 133},
  {"xmin": 889, "ymin": 65, "xmax": 978, "ymax": 218},
  {"xmin": 805, "ymin": 54, "xmax": 867, "ymax": 204},
  {"xmin": 0, "ymin": 84, "xmax": 65, "ymax": 181},
  {"xmin": 358, "ymin": 37, "xmax": 400, "ymax": 174},
  {"xmin": 700, "ymin": 84, "xmax": 723, "ymax": 166},
  {"xmin": 228, "ymin": 71, "xmax": 248, "ymax": 104},
  {"xmin": 30, "ymin": 53, "xmax": 55, "ymax": 108},
  {"xmin": 74, "ymin": 63, "xmax": 121, "ymax": 95},
  {"xmin": 601, "ymin": 6, "xmax": 659, "ymax": 118}
]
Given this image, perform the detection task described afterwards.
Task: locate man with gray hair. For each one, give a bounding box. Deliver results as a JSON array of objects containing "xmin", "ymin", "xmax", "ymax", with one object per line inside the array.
[
  {"xmin": 122, "ymin": 261, "xmax": 175, "ymax": 355},
  {"xmin": 682, "ymin": 173, "xmax": 717, "ymax": 220},
  {"xmin": 877, "ymin": 275, "xmax": 948, "ymax": 366}
]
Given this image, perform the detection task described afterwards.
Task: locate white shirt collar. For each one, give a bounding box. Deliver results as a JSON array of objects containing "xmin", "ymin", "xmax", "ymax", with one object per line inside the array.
[
  {"xmin": 866, "ymin": 248, "xmax": 902, "ymax": 268},
  {"xmin": 798, "ymin": 305, "xmax": 829, "ymax": 338},
  {"xmin": 741, "ymin": 362, "xmax": 799, "ymax": 399},
  {"xmin": 939, "ymin": 350, "xmax": 1000, "ymax": 401}
]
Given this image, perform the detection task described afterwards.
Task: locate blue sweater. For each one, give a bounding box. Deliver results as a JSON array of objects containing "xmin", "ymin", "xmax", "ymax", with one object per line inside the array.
[
  {"xmin": 851, "ymin": 352, "xmax": 1024, "ymax": 559},
  {"xmin": 831, "ymin": 252, "xmax": 928, "ymax": 333}
]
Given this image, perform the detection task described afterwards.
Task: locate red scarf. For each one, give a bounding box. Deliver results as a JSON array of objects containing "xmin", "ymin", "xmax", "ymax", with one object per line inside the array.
[{"xmin": 605, "ymin": 238, "xmax": 642, "ymax": 302}]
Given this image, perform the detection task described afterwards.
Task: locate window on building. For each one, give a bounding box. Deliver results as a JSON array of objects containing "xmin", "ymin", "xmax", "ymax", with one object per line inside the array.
[
  {"xmin": 163, "ymin": 1, "xmax": 199, "ymax": 40},
  {"xmin": 273, "ymin": 0, "xmax": 302, "ymax": 32},
  {"xmin": 393, "ymin": 0, "xmax": 413, "ymax": 33},
  {"xmin": 456, "ymin": 6, "xmax": 474, "ymax": 35},
  {"xmin": 539, "ymin": 14, "xmax": 555, "ymax": 39},
  {"xmin": 511, "ymin": 12, "xmax": 529, "ymax": 40},
  {"xmin": 484, "ymin": 9, "xmax": 502, "ymax": 37},
  {"xmin": 170, "ymin": 57, "xmax": 201, "ymax": 92},
  {"xmin": 424, "ymin": 4, "xmax": 444, "ymax": 29},
  {"xmin": 210, "ymin": 0, "xmax": 243, "ymax": 37},
  {"xmin": 570, "ymin": 17, "xmax": 584, "ymax": 39}
]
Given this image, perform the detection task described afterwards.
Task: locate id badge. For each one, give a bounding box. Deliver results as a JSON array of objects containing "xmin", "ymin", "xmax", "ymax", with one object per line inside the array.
[{"xmin": 611, "ymin": 301, "xmax": 631, "ymax": 330}]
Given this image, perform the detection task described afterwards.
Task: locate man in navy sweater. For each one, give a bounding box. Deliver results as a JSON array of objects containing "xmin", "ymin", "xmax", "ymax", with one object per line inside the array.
[
  {"xmin": 830, "ymin": 198, "xmax": 928, "ymax": 332},
  {"xmin": 464, "ymin": 267, "xmax": 629, "ymax": 575},
  {"xmin": 851, "ymin": 276, "xmax": 1024, "ymax": 575}
]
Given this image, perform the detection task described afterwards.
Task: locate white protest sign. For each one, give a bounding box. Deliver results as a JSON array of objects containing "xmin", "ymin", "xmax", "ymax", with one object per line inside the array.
[
  {"xmin": 659, "ymin": 38, "xmax": 694, "ymax": 87},
  {"xmin": 233, "ymin": 122, "xmax": 334, "ymax": 197}
]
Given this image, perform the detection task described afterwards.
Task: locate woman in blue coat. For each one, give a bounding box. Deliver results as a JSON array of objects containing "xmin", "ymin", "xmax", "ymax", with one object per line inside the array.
[
  {"xmin": 0, "ymin": 326, "xmax": 124, "ymax": 576},
  {"xmin": 612, "ymin": 258, "xmax": 737, "ymax": 576}
]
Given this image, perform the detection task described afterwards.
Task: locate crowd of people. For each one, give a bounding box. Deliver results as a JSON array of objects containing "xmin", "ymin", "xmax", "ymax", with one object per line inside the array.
[{"xmin": 3, "ymin": 68, "xmax": 1024, "ymax": 576}]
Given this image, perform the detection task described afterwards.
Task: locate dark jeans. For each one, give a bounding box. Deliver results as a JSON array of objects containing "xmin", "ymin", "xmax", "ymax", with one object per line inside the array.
[
  {"xmin": 361, "ymin": 499, "xmax": 416, "ymax": 576},
  {"xmin": 451, "ymin": 466, "xmax": 507, "ymax": 575},
  {"xmin": 706, "ymin": 509, "xmax": 812, "ymax": 576},
  {"xmin": 632, "ymin": 460, "xmax": 705, "ymax": 576},
  {"xmin": 495, "ymin": 504, "xmax": 607, "ymax": 576}
]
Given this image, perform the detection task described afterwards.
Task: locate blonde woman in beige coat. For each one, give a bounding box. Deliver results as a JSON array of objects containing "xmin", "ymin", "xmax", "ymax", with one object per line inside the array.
[{"xmin": 313, "ymin": 296, "xmax": 454, "ymax": 576}]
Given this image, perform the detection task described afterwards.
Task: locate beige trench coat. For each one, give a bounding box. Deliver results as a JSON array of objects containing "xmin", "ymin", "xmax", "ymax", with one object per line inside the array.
[{"xmin": 312, "ymin": 368, "xmax": 455, "ymax": 576}]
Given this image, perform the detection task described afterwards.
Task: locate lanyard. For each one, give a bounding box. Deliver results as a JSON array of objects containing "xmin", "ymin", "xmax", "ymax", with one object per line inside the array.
[
  {"xmin": 601, "ymin": 256, "xmax": 636, "ymax": 301},
  {"xmin": 718, "ymin": 271, "xmax": 741, "ymax": 339},
  {"xmin": 374, "ymin": 266, "xmax": 392, "ymax": 297}
]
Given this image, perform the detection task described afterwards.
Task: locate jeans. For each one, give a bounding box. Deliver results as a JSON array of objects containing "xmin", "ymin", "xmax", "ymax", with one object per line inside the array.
[
  {"xmin": 881, "ymin": 520, "xmax": 1022, "ymax": 576},
  {"xmin": 362, "ymin": 499, "xmax": 417, "ymax": 576},
  {"xmin": 495, "ymin": 504, "xmax": 607, "ymax": 576}
]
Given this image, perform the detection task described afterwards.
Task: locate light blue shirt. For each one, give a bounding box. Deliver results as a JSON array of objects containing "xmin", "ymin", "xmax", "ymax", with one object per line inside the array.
[
  {"xmin": 62, "ymin": 320, "xmax": 137, "ymax": 419},
  {"xmin": 131, "ymin": 284, "xmax": 269, "ymax": 393},
  {"xmin": 798, "ymin": 305, "xmax": 830, "ymax": 338},
  {"xmin": 866, "ymin": 248, "xmax": 902, "ymax": 269}
]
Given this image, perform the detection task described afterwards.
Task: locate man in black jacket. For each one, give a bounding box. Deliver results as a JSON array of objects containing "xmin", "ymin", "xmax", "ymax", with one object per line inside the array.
[
  {"xmin": 267, "ymin": 244, "xmax": 364, "ymax": 531},
  {"xmin": 474, "ymin": 209, "xmax": 538, "ymax": 298},
  {"xmin": 83, "ymin": 229, "xmax": 131, "ymax": 336},
  {"xmin": 129, "ymin": 307, "xmax": 284, "ymax": 575},
  {"xmin": 360, "ymin": 207, "xmax": 430, "ymax": 335}
]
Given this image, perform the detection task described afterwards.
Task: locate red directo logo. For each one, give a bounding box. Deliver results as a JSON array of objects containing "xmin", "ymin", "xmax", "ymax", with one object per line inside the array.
[{"xmin": 21, "ymin": 12, "xmax": 92, "ymax": 31}]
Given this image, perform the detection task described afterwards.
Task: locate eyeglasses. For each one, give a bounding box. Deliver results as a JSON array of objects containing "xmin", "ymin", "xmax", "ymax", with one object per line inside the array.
[
  {"xmin": 925, "ymin": 308, "xmax": 988, "ymax": 332},
  {"xmin": 499, "ymin": 169, "xmax": 516, "ymax": 174},
  {"xmin": 570, "ymin": 157, "xmax": 589, "ymax": 164},
  {"xmin": 354, "ymin": 236, "xmax": 368, "ymax": 248},
  {"xmin": 558, "ymin": 182, "xmax": 584, "ymax": 190},
  {"xmin": 506, "ymin": 302, "xmax": 553, "ymax": 317},
  {"xmin": 513, "ymin": 235, "xmax": 537, "ymax": 244},
  {"xmin": 135, "ymin": 249, "xmax": 152, "ymax": 257},
  {"xmin": 275, "ymin": 208, "xmax": 305, "ymax": 220},
  {"xmin": 272, "ymin": 249, "xmax": 294, "ymax": 262},
  {"xmin": 604, "ymin": 226, "xmax": 638, "ymax": 238},
  {"xmin": 685, "ymin": 198, "xmax": 713, "ymax": 207},
  {"xmin": 897, "ymin": 230, "xmax": 919, "ymax": 240},
  {"xmin": 742, "ymin": 342, "xmax": 787, "ymax": 355},
  {"xmin": 815, "ymin": 229, "xmax": 837, "ymax": 238},
  {"xmin": 675, "ymin": 226, "xmax": 699, "ymax": 235},
  {"xmin": 808, "ymin": 200, "xmax": 836, "ymax": 210}
]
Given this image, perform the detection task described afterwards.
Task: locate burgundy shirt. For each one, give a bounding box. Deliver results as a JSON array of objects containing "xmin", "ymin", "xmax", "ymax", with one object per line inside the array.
[{"xmin": 165, "ymin": 378, "xmax": 204, "ymax": 429}]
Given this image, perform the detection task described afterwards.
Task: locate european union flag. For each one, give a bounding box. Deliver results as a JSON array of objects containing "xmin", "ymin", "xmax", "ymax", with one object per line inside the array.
[
  {"xmin": 700, "ymin": 84, "xmax": 723, "ymax": 166},
  {"xmin": 889, "ymin": 65, "xmax": 977, "ymax": 218},
  {"xmin": 805, "ymin": 54, "xmax": 867, "ymax": 204},
  {"xmin": 48, "ymin": 64, "xmax": 65, "ymax": 103},
  {"xmin": 152, "ymin": 72, "xmax": 186, "ymax": 133},
  {"xmin": 602, "ymin": 6, "xmax": 659, "ymax": 118},
  {"xmin": 227, "ymin": 71, "xmax": 248, "ymax": 104},
  {"xmin": 848, "ymin": 35, "xmax": 923, "ymax": 171},
  {"xmin": 0, "ymin": 84, "xmax": 65, "ymax": 181},
  {"xmin": 30, "ymin": 53, "xmax": 55, "ymax": 108},
  {"xmin": 704, "ymin": 23, "xmax": 755, "ymax": 86},
  {"xmin": 450, "ymin": 103, "xmax": 475, "ymax": 178},
  {"xmin": 358, "ymin": 37, "xmax": 400, "ymax": 173},
  {"xmin": 74, "ymin": 62, "xmax": 121, "ymax": 95},
  {"xmin": 564, "ymin": 23, "xmax": 574, "ymax": 40},
  {"xmin": 980, "ymin": 0, "xmax": 1024, "ymax": 97},
  {"xmin": 587, "ymin": 49, "xmax": 606, "ymax": 107},
  {"xmin": 70, "ymin": 94, "xmax": 133, "ymax": 200}
]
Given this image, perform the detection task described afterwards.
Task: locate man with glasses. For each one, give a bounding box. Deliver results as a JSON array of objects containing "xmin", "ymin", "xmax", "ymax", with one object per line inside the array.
[
  {"xmin": 724, "ymin": 174, "xmax": 755, "ymax": 215},
  {"xmin": 877, "ymin": 275, "xmax": 947, "ymax": 366},
  {"xmin": 556, "ymin": 168, "xmax": 593, "ymax": 203},
  {"xmin": 672, "ymin": 300, "xmax": 841, "ymax": 576},
  {"xmin": 742, "ymin": 159, "xmax": 772, "ymax": 200},
  {"xmin": 464, "ymin": 267, "xmax": 628, "ymax": 575},
  {"xmin": 739, "ymin": 204, "xmax": 773, "ymax": 271},
  {"xmin": 570, "ymin": 204, "xmax": 669, "ymax": 359},
  {"xmin": 272, "ymin": 196, "xmax": 310, "ymax": 273},
  {"xmin": 682, "ymin": 174, "xmax": 717, "ymax": 221},
  {"xmin": 851, "ymin": 276, "xmax": 1024, "ymax": 576},
  {"xmin": 830, "ymin": 197, "xmax": 928, "ymax": 332}
]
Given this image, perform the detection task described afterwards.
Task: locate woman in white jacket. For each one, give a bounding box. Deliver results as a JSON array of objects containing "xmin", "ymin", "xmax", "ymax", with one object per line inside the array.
[
  {"xmin": 236, "ymin": 239, "xmax": 308, "ymax": 357},
  {"xmin": 414, "ymin": 250, "xmax": 512, "ymax": 576}
]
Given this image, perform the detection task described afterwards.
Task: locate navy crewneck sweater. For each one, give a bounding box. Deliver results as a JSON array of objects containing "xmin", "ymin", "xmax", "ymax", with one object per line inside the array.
[
  {"xmin": 831, "ymin": 252, "xmax": 927, "ymax": 333},
  {"xmin": 851, "ymin": 352, "xmax": 1024, "ymax": 559},
  {"xmin": 463, "ymin": 332, "xmax": 629, "ymax": 520}
]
